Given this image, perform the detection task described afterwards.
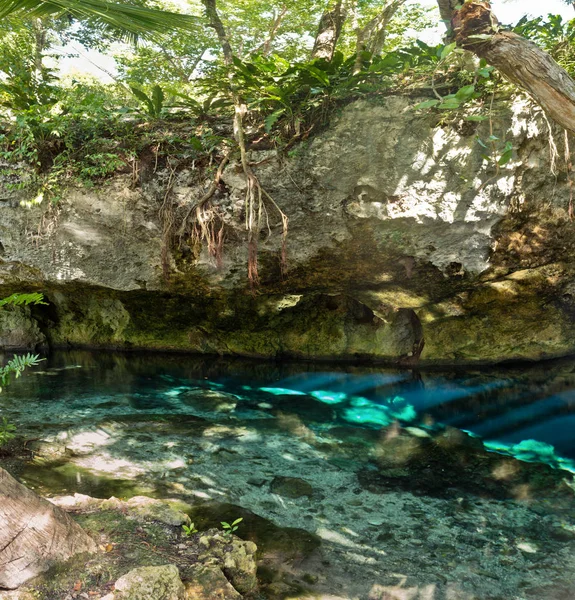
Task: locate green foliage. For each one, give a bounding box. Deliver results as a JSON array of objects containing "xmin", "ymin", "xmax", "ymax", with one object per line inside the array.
[
  {"xmin": 0, "ymin": 0, "xmax": 199, "ymax": 41},
  {"xmin": 129, "ymin": 84, "xmax": 166, "ymax": 118},
  {"xmin": 513, "ymin": 14, "xmax": 575, "ymax": 75},
  {"xmin": 221, "ymin": 517, "xmax": 242, "ymax": 537},
  {"xmin": 182, "ymin": 522, "xmax": 198, "ymax": 536},
  {"xmin": 0, "ymin": 292, "xmax": 46, "ymax": 438},
  {"xmin": 0, "ymin": 416, "xmax": 17, "ymax": 448},
  {"xmin": 477, "ymin": 136, "xmax": 514, "ymax": 167},
  {"xmin": 0, "ymin": 353, "xmax": 43, "ymax": 390},
  {"xmin": 0, "ymin": 292, "xmax": 46, "ymax": 389},
  {"xmin": 0, "ymin": 292, "xmax": 47, "ymax": 308}
]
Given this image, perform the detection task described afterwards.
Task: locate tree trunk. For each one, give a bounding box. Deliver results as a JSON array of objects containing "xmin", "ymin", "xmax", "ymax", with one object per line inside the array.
[
  {"xmin": 354, "ymin": 0, "xmax": 406, "ymax": 73},
  {"xmin": 0, "ymin": 467, "xmax": 97, "ymax": 589},
  {"xmin": 202, "ymin": 0, "xmax": 234, "ymax": 65},
  {"xmin": 442, "ymin": 1, "xmax": 575, "ymax": 136},
  {"xmin": 311, "ymin": 1, "xmax": 347, "ymax": 61},
  {"xmin": 33, "ymin": 18, "xmax": 46, "ymax": 75}
]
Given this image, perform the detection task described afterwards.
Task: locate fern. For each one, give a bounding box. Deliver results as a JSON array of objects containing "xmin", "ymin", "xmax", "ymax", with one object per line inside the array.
[
  {"xmin": 0, "ymin": 292, "xmax": 47, "ymax": 308},
  {"xmin": 0, "ymin": 353, "xmax": 43, "ymax": 389}
]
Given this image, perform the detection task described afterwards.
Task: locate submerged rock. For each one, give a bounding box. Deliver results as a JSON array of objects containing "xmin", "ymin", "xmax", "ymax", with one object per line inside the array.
[{"xmin": 270, "ymin": 476, "xmax": 314, "ymax": 499}]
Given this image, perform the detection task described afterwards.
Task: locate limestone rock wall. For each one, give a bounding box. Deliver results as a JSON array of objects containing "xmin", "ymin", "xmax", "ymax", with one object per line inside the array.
[{"xmin": 0, "ymin": 96, "xmax": 573, "ymax": 364}]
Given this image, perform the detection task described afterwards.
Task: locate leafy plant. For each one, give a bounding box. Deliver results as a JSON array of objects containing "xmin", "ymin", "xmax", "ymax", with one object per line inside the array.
[
  {"xmin": 129, "ymin": 84, "xmax": 166, "ymax": 119},
  {"xmin": 182, "ymin": 522, "xmax": 198, "ymax": 536},
  {"xmin": 0, "ymin": 354, "xmax": 44, "ymax": 389},
  {"xmin": 0, "ymin": 416, "xmax": 17, "ymax": 448},
  {"xmin": 221, "ymin": 517, "xmax": 243, "ymax": 537},
  {"xmin": 0, "ymin": 292, "xmax": 47, "ymax": 308},
  {"xmin": 0, "ymin": 293, "xmax": 46, "ymax": 390}
]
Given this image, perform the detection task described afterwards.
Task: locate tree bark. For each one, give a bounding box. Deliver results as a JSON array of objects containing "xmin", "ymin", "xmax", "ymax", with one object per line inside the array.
[
  {"xmin": 202, "ymin": 0, "xmax": 234, "ymax": 65},
  {"xmin": 0, "ymin": 467, "xmax": 97, "ymax": 589},
  {"xmin": 311, "ymin": 0, "xmax": 347, "ymax": 61},
  {"xmin": 354, "ymin": 0, "xmax": 406, "ymax": 73},
  {"xmin": 442, "ymin": 1, "xmax": 575, "ymax": 136},
  {"xmin": 33, "ymin": 18, "xmax": 46, "ymax": 75}
]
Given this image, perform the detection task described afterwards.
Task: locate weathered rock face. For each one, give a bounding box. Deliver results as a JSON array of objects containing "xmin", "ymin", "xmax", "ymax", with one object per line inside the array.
[
  {"xmin": 0, "ymin": 468, "xmax": 97, "ymax": 589},
  {"xmin": 1, "ymin": 96, "xmax": 574, "ymax": 363},
  {"xmin": 0, "ymin": 306, "xmax": 45, "ymax": 351}
]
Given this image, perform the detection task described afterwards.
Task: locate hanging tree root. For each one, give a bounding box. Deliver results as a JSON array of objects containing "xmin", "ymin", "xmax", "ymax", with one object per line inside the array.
[
  {"xmin": 177, "ymin": 152, "xmax": 230, "ymax": 239},
  {"xmin": 233, "ymin": 101, "xmax": 289, "ymax": 287},
  {"xmin": 159, "ymin": 163, "xmax": 178, "ymax": 280}
]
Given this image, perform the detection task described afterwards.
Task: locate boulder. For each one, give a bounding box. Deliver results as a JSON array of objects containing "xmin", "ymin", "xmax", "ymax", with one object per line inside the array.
[
  {"xmin": 0, "ymin": 467, "xmax": 97, "ymax": 589},
  {"xmin": 198, "ymin": 530, "xmax": 258, "ymax": 594},
  {"xmin": 111, "ymin": 565, "xmax": 185, "ymax": 600},
  {"xmin": 184, "ymin": 565, "xmax": 241, "ymax": 600}
]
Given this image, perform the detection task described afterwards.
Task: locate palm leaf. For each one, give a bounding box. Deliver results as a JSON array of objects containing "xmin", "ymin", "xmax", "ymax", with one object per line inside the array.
[{"xmin": 0, "ymin": 0, "xmax": 199, "ymax": 39}]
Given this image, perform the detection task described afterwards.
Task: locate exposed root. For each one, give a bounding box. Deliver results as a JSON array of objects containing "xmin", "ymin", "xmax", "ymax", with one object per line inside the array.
[
  {"xmin": 177, "ymin": 152, "xmax": 230, "ymax": 239},
  {"xmin": 541, "ymin": 108, "xmax": 559, "ymax": 177},
  {"xmin": 565, "ymin": 130, "xmax": 574, "ymax": 220},
  {"xmin": 189, "ymin": 203, "xmax": 226, "ymax": 268},
  {"xmin": 159, "ymin": 164, "xmax": 177, "ymax": 280}
]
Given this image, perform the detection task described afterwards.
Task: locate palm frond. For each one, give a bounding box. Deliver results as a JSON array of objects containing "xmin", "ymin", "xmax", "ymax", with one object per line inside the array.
[{"xmin": 0, "ymin": 0, "xmax": 199, "ymax": 38}]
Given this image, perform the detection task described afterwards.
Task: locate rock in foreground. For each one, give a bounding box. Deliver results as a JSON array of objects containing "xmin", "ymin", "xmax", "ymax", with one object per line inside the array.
[{"xmin": 0, "ymin": 468, "xmax": 97, "ymax": 589}]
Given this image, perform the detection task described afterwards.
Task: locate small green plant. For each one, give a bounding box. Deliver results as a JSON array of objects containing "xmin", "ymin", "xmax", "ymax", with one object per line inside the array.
[
  {"xmin": 0, "ymin": 416, "xmax": 16, "ymax": 447},
  {"xmin": 182, "ymin": 522, "xmax": 198, "ymax": 537},
  {"xmin": 221, "ymin": 517, "xmax": 243, "ymax": 537},
  {"xmin": 129, "ymin": 84, "xmax": 166, "ymax": 118}
]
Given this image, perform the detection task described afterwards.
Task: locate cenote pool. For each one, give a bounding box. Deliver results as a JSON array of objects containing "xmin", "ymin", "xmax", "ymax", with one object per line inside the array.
[{"xmin": 2, "ymin": 350, "xmax": 575, "ymax": 599}]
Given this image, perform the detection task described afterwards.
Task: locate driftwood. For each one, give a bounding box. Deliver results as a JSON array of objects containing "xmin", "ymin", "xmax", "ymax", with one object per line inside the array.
[{"xmin": 0, "ymin": 468, "xmax": 97, "ymax": 589}]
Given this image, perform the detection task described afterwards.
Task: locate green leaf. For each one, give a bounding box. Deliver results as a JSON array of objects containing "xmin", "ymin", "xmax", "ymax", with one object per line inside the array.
[
  {"xmin": 0, "ymin": 293, "xmax": 46, "ymax": 307},
  {"xmin": 498, "ymin": 150, "xmax": 513, "ymax": 165},
  {"xmin": 438, "ymin": 99, "xmax": 461, "ymax": 110},
  {"xmin": 0, "ymin": 0, "xmax": 200, "ymax": 40},
  {"xmin": 301, "ymin": 65, "xmax": 330, "ymax": 87},
  {"xmin": 440, "ymin": 42, "xmax": 457, "ymax": 60},
  {"xmin": 129, "ymin": 86, "xmax": 154, "ymax": 116},
  {"xmin": 414, "ymin": 99, "xmax": 440, "ymax": 110},
  {"xmin": 455, "ymin": 84, "xmax": 476, "ymax": 101},
  {"xmin": 264, "ymin": 109, "xmax": 285, "ymax": 133},
  {"xmin": 232, "ymin": 518, "xmax": 243, "ymax": 526},
  {"xmin": 466, "ymin": 115, "xmax": 488, "ymax": 122},
  {"xmin": 151, "ymin": 85, "xmax": 164, "ymax": 117}
]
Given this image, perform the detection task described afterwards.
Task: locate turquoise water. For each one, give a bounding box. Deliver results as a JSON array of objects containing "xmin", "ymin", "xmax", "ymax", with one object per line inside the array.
[
  {"xmin": 5, "ymin": 350, "xmax": 574, "ymax": 466},
  {"xmin": 2, "ymin": 351, "xmax": 575, "ymax": 599}
]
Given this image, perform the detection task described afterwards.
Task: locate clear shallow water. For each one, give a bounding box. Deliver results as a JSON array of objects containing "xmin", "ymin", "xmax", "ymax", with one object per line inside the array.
[
  {"xmin": 4, "ymin": 350, "xmax": 575, "ymax": 465},
  {"xmin": 2, "ymin": 351, "xmax": 575, "ymax": 599}
]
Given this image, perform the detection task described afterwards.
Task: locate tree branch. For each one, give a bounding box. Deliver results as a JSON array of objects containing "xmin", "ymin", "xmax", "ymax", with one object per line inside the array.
[{"xmin": 446, "ymin": 1, "xmax": 575, "ymax": 136}]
